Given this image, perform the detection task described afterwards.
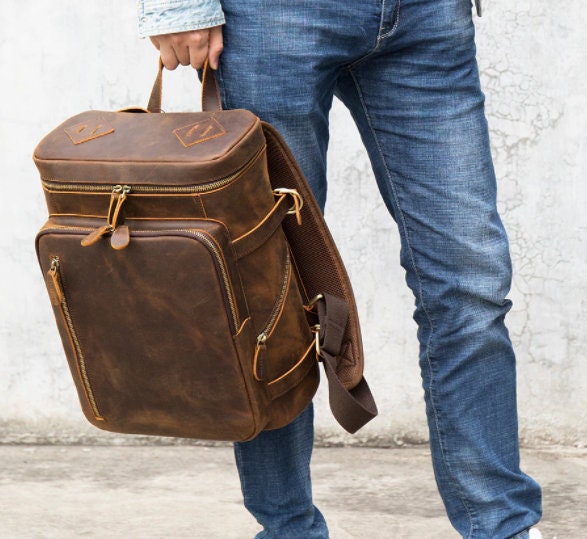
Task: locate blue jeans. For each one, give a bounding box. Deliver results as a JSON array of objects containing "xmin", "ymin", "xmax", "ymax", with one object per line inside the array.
[{"xmin": 220, "ymin": 0, "xmax": 542, "ymax": 537}]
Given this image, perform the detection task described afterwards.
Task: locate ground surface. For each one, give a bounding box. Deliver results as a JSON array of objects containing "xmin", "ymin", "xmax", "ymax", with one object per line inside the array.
[{"xmin": 0, "ymin": 446, "xmax": 583, "ymax": 538}]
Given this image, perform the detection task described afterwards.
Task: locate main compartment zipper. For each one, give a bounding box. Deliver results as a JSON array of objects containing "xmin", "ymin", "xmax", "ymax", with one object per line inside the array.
[
  {"xmin": 40, "ymin": 145, "xmax": 265, "ymax": 195},
  {"xmin": 42, "ymin": 146, "xmax": 266, "ymax": 250}
]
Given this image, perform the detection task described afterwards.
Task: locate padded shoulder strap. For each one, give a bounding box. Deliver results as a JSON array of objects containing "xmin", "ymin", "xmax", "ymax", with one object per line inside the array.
[{"xmin": 261, "ymin": 122, "xmax": 378, "ymax": 433}]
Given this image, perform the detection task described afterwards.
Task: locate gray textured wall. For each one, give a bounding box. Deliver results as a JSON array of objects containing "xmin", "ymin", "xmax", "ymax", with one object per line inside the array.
[{"xmin": 1, "ymin": 1, "xmax": 585, "ymax": 446}]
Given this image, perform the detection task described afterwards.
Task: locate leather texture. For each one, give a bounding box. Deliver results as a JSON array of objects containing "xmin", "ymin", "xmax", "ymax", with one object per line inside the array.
[{"xmin": 34, "ymin": 63, "xmax": 376, "ymax": 440}]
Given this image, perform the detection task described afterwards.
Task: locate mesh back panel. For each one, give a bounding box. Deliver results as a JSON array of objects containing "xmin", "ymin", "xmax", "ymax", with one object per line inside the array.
[{"xmin": 263, "ymin": 124, "xmax": 364, "ymax": 388}]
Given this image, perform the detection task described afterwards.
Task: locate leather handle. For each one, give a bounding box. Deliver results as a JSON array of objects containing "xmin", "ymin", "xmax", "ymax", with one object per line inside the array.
[
  {"xmin": 147, "ymin": 58, "xmax": 165, "ymax": 113},
  {"xmin": 201, "ymin": 61, "xmax": 223, "ymax": 112},
  {"xmin": 147, "ymin": 58, "xmax": 223, "ymax": 113}
]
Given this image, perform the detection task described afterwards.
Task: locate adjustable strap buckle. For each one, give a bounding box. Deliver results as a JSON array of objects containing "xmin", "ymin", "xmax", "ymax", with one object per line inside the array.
[{"xmin": 273, "ymin": 188, "xmax": 303, "ymax": 225}]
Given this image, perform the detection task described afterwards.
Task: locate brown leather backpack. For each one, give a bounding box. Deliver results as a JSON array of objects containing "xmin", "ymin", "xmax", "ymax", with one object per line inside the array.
[{"xmin": 34, "ymin": 64, "xmax": 377, "ymax": 441}]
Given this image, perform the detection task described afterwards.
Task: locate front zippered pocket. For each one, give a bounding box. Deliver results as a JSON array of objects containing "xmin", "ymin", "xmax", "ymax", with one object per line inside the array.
[
  {"xmin": 36, "ymin": 219, "xmax": 258, "ymax": 439},
  {"xmin": 256, "ymin": 250, "xmax": 291, "ymax": 345},
  {"xmin": 39, "ymin": 223, "xmax": 243, "ymax": 335},
  {"xmin": 186, "ymin": 229, "xmax": 241, "ymax": 333}
]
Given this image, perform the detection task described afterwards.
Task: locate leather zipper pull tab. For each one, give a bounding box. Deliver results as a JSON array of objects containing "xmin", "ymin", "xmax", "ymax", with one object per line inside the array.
[
  {"xmin": 108, "ymin": 185, "xmax": 131, "ymax": 250},
  {"xmin": 46, "ymin": 257, "xmax": 64, "ymax": 306},
  {"xmin": 81, "ymin": 224, "xmax": 112, "ymax": 247},
  {"xmin": 111, "ymin": 225, "xmax": 130, "ymax": 250},
  {"xmin": 81, "ymin": 185, "xmax": 122, "ymax": 247},
  {"xmin": 253, "ymin": 333, "xmax": 267, "ymax": 382},
  {"xmin": 110, "ymin": 185, "xmax": 131, "ymax": 230},
  {"xmin": 107, "ymin": 185, "xmax": 123, "ymax": 224},
  {"xmin": 81, "ymin": 185, "xmax": 131, "ymax": 248}
]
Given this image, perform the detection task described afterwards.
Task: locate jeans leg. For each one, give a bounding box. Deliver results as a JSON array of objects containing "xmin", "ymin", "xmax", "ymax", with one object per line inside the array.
[
  {"xmin": 234, "ymin": 404, "xmax": 328, "ymax": 539},
  {"xmin": 216, "ymin": 0, "xmax": 342, "ymax": 209},
  {"xmin": 217, "ymin": 2, "xmax": 353, "ymax": 537},
  {"xmin": 333, "ymin": 1, "xmax": 541, "ymax": 537}
]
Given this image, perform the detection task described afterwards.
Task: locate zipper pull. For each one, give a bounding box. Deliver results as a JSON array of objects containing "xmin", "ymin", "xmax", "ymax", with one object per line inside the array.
[
  {"xmin": 109, "ymin": 185, "xmax": 131, "ymax": 249},
  {"xmin": 111, "ymin": 225, "xmax": 130, "ymax": 250},
  {"xmin": 46, "ymin": 257, "xmax": 64, "ymax": 306},
  {"xmin": 81, "ymin": 185, "xmax": 132, "ymax": 248},
  {"xmin": 109, "ymin": 185, "xmax": 131, "ymax": 230},
  {"xmin": 108, "ymin": 185, "xmax": 130, "ymax": 251},
  {"xmin": 81, "ymin": 224, "xmax": 112, "ymax": 247},
  {"xmin": 253, "ymin": 333, "xmax": 267, "ymax": 382},
  {"xmin": 107, "ymin": 185, "xmax": 123, "ymax": 220}
]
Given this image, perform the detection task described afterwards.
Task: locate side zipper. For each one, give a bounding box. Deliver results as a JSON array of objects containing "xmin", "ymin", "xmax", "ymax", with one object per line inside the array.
[
  {"xmin": 46, "ymin": 257, "xmax": 104, "ymax": 421},
  {"xmin": 253, "ymin": 250, "xmax": 292, "ymax": 381},
  {"xmin": 189, "ymin": 231, "xmax": 241, "ymax": 334}
]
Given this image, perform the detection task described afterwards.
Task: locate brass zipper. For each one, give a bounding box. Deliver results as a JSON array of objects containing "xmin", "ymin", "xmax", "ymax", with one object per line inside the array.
[
  {"xmin": 256, "ymin": 250, "xmax": 291, "ymax": 347},
  {"xmin": 41, "ymin": 146, "xmax": 265, "ymax": 195},
  {"xmin": 43, "ymin": 226, "xmax": 241, "ymax": 334},
  {"xmin": 253, "ymin": 250, "xmax": 292, "ymax": 381},
  {"xmin": 47, "ymin": 257, "xmax": 104, "ymax": 421},
  {"xmin": 80, "ymin": 184, "xmax": 131, "ymax": 247},
  {"xmin": 187, "ymin": 230, "xmax": 241, "ymax": 333}
]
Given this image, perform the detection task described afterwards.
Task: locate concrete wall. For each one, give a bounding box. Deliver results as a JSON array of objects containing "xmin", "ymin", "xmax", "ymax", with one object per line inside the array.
[{"xmin": 1, "ymin": 1, "xmax": 585, "ymax": 446}]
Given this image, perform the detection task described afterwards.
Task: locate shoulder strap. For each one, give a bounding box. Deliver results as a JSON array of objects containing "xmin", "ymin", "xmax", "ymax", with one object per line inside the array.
[
  {"xmin": 261, "ymin": 122, "xmax": 378, "ymax": 433},
  {"xmin": 314, "ymin": 293, "xmax": 378, "ymax": 433}
]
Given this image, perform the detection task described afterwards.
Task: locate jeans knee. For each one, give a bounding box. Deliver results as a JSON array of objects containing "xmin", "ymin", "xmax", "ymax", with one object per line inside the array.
[{"xmin": 409, "ymin": 229, "xmax": 514, "ymax": 339}]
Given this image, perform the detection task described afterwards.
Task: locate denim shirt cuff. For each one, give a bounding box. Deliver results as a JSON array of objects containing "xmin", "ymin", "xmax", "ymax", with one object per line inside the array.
[{"xmin": 138, "ymin": 0, "xmax": 225, "ymax": 37}]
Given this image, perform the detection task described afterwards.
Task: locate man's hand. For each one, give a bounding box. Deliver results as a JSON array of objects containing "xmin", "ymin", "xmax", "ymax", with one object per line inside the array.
[{"xmin": 149, "ymin": 26, "xmax": 223, "ymax": 70}]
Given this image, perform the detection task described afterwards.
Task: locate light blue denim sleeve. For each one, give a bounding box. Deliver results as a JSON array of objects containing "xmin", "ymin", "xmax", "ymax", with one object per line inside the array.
[{"xmin": 137, "ymin": 0, "xmax": 225, "ymax": 37}]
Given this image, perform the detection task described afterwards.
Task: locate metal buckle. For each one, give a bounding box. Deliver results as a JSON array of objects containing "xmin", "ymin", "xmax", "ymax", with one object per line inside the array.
[
  {"xmin": 307, "ymin": 294, "xmax": 324, "ymax": 310},
  {"xmin": 311, "ymin": 324, "xmax": 321, "ymax": 356},
  {"xmin": 273, "ymin": 188, "xmax": 303, "ymax": 214}
]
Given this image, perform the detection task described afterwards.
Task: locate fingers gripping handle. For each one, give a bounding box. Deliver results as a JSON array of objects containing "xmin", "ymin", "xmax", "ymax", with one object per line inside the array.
[{"xmin": 147, "ymin": 58, "xmax": 223, "ymax": 113}]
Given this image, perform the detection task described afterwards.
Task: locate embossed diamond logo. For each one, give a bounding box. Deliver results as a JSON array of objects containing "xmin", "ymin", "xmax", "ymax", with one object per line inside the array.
[
  {"xmin": 174, "ymin": 117, "xmax": 226, "ymax": 147},
  {"xmin": 65, "ymin": 121, "xmax": 115, "ymax": 145}
]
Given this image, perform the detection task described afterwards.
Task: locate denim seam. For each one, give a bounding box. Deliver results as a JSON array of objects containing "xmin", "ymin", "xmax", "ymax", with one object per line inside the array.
[
  {"xmin": 345, "ymin": 0, "xmax": 401, "ymax": 70},
  {"xmin": 378, "ymin": 0, "xmax": 401, "ymax": 41},
  {"xmin": 346, "ymin": 67, "xmax": 478, "ymax": 538}
]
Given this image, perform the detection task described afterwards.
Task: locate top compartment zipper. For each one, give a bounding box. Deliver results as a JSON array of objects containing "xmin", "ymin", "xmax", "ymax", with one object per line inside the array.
[{"xmin": 40, "ymin": 145, "xmax": 265, "ymax": 195}]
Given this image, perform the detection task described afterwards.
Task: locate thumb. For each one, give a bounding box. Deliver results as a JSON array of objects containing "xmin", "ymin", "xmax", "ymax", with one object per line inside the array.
[{"xmin": 207, "ymin": 26, "xmax": 224, "ymax": 70}]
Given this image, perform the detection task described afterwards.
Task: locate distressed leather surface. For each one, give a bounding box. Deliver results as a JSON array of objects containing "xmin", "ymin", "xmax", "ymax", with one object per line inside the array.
[
  {"xmin": 35, "ymin": 110, "xmax": 319, "ymax": 440},
  {"xmin": 34, "ymin": 109, "xmax": 264, "ymax": 186}
]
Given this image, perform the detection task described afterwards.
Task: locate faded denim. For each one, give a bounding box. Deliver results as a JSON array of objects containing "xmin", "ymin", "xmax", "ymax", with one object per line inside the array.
[
  {"xmin": 138, "ymin": 0, "xmax": 225, "ymax": 37},
  {"xmin": 220, "ymin": 0, "xmax": 542, "ymax": 537}
]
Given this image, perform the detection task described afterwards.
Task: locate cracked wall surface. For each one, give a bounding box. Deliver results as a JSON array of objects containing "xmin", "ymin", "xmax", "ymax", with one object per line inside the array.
[{"xmin": 0, "ymin": 1, "xmax": 585, "ymax": 445}]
